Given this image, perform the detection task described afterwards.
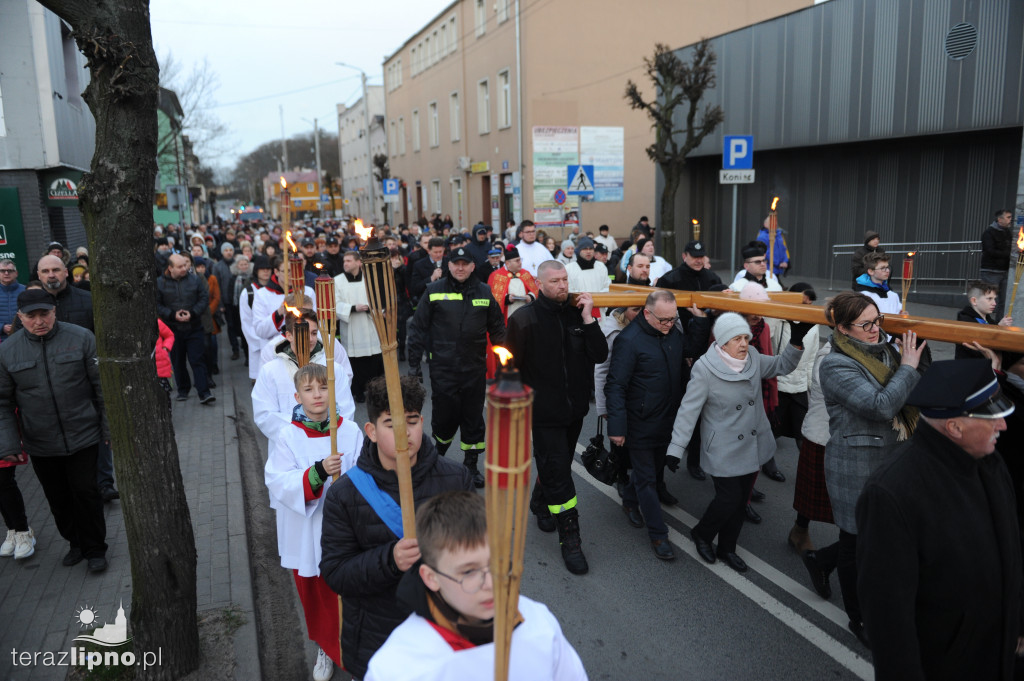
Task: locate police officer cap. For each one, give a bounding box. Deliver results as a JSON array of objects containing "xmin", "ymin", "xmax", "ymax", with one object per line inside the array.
[
  {"xmin": 488, "ymin": 247, "xmax": 502, "ymax": 257},
  {"xmin": 449, "ymin": 247, "xmax": 473, "ymax": 263},
  {"xmin": 906, "ymin": 359, "xmax": 1015, "ymax": 419},
  {"xmin": 325, "ymin": 236, "xmax": 339, "ymax": 245},
  {"xmin": 18, "ymin": 289, "xmax": 55, "ymax": 313},
  {"xmin": 684, "ymin": 240, "xmax": 707, "ymax": 257},
  {"xmin": 301, "ymin": 238, "xmax": 315, "ymax": 247},
  {"xmin": 594, "ymin": 243, "xmax": 608, "ymax": 254},
  {"xmin": 741, "ymin": 241, "xmax": 767, "ymax": 260}
]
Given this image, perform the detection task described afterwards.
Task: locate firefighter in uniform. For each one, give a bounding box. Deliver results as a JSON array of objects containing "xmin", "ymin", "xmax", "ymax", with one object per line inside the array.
[{"xmin": 407, "ymin": 247, "xmax": 506, "ymax": 487}]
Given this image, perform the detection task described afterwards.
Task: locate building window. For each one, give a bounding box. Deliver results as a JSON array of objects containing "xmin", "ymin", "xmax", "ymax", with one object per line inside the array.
[
  {"xmin": 389, "ymin": 120, "xmax": 397, "ymax": 157},
  {"xmin": 429, "ymin": 101, "xmax": 439, "ymax": 147},
  {"xmin": 432, "ymin": 180, "xmax": 442, "ymax": 214},
  {"xmin": 396, "ymin": 59, "xmax": 402, "ymax": 87},
  {"xmin": 307, "ymin": 183, "xmax": 314, "ymax": 193},
  {"xmin": 432, "ymin": 30, "xmax": 439, "ymax": 62},
  {"xmin": 410, "ymin": 48, "xmax": 417, "ymax": 75},
  {"xmin": 425, "ymin": 37, "xmax": 432, "ymax": 66},
  {"xmin": 497, "ymin": 0, "xmax": 509, "ymax": 23},
  {"xmin": 477, "ymin": 79, "xmax": 490, "ymax": 135},
  {"xmin": 440, "ymin": 25, "xmax": 447, "ymax": 56},
  {"xmin": 449, "ymin": 92, "xmax": 460, "ymax": 141},
  {"xmin": 398, "ymin": 116, "xmax": 405, "ymax": 155},
  {"xmin": 449, "ymin": 16, "xmax": 458, "ymax": 53},
  {"xmin": 498, "ymin": 69, "xmax": 511, "ymax": 129},
  {"xmin": 412, "ymin": 109, "xmax": 420, "ymax": 151},
  {"xmin": 475, "ymin": 0, "xmax": 486, "ymax": 37}
]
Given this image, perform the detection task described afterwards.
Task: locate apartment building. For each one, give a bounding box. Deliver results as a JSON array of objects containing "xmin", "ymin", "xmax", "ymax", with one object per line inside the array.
[
  {"xmin": 382, "ymin": 0, "xmax": 809, "ymax": 238},
  {"xmin": 337, "ymin": 86, "xmax": 386, "ymax": 222}
]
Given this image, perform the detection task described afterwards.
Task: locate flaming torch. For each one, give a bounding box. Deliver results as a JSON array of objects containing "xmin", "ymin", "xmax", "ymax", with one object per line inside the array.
[
  {"xmin": 1008, "ymin": 227, "xmax": 1024, "ymax": 319},
  {"xmin": 768, "ymin": 197, "xmax": 780, "ymax": 282},
  {"xmin": 280, "ymin": 176, "xmax": 291, "ymax": 246},
  {"xmin": 486, "ymin": 347, "xmax": 533, "ymax": 681},
  {"xmin": 284, "ymin": 304, "xmax": 310, "ymax": 367},
  {"xmin": 691, "ymin": 218, "xmax": 701, "ymax": 242},
  {"xmin": 359, "ymin": 221, "xmax": 416, "ymax": 536},
  {"xmin": 901, "ymin": 252, "xmax": 916, "ymax": 314}
]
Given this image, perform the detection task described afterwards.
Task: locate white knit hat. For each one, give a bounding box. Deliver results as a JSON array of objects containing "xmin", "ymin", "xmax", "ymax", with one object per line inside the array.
[{"xmin": 713, "ymin": 312, "xmax": 751, "ymax": 345}]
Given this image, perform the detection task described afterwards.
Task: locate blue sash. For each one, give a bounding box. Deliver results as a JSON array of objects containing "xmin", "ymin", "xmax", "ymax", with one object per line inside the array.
[{"xmin": 347, "ymin": 467, "xmax": 404, "ymax": 538}]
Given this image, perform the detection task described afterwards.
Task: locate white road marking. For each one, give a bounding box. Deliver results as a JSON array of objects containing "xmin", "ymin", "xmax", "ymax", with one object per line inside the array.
[{"xmin": 571, "ymin": 452, "xmax": 873, "ymax": 680}]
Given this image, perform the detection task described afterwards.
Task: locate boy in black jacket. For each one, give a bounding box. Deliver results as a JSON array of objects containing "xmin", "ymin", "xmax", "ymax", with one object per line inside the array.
[{"xmin": 320, "ymin": 375, "xmax": 474, "ymax": 679}]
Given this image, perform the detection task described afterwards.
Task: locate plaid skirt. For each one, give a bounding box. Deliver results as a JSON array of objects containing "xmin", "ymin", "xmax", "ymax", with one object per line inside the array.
[{"xmin": 792, "ymin": 438, "xmax": 834, "ymax": 523}]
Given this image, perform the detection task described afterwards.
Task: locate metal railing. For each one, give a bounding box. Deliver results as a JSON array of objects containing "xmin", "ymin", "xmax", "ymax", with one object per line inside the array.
[{"xmin": 829, "ymin": 240, "xmax": 982, "ymax": 292}]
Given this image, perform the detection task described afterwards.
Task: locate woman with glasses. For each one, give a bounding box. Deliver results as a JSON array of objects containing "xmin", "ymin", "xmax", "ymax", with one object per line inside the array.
[{"xmin": 800, "ymin": 291, "xmax": 928, "ymax": 648}]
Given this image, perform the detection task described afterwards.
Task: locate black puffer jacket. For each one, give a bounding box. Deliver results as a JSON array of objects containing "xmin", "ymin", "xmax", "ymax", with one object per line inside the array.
[
  {"xmin": 0, "ymin": 322, "xmax": 108, "ymax": 458},
  {"xmin": 406, "ymin": 273, "xmax": 506, "ymax": 388},
  {"xmin": 52, "ymin": 283, "xmax": 94, "ymax": 332},
  {"xmin": 319, "ymin": 435, "xmax": 473, "ymax": 679},
  {"xmin": 155, "ymin": 272, "xmax": 209, "ymax": 332},
  {"xmin": 505, "ymin": 292, "xmax": 608, "ymax": 427},
  {"xmin": 605, "ymin": 312, "xmax": 710, "ymax": 448},
  {"xmin": 981, "ymin": 221, "xmax": 1012, "ymax": 271}
]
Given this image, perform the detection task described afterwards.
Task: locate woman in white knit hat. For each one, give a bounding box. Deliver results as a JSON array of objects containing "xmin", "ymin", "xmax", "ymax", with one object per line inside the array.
[{"xmin": 665, "ymin": 312, "xmax": 812, "ymax": 572}]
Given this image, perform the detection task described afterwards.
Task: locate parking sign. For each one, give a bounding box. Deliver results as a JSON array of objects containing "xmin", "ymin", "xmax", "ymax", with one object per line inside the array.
[{"xmin": 722, "ymin": 135, "xmax": 754, "ymax": 170}]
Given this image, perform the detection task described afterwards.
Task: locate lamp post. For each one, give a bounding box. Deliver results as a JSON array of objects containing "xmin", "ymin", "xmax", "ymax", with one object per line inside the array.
[
  {"xmin": 336, "ymin": 62, "xmax": 376, "ymax": 224},
  {"xmin": 301, "ymin": 117, "xmax": 325, "ymax": 218}
]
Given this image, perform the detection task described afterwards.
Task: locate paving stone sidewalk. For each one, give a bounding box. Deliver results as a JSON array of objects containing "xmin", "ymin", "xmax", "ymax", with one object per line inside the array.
[{"xmin": 0, "ymin": 345, "xmax": 259, "ymax": 680}]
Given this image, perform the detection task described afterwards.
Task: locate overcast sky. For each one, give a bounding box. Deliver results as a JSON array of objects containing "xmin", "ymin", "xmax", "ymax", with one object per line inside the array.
[{"xmin": 151, "ymin": 0, "xmax": 444, "ymax": 170}]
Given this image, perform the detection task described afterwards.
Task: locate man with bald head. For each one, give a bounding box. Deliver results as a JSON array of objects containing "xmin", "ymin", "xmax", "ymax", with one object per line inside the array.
[{"xmin": 37, "ymin": 254, "xmax": 93, "ymax": 332}]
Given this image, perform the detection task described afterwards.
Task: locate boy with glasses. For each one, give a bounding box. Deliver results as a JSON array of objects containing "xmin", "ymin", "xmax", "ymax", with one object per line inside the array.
[
  {"xmin": 730, "ymin": 241, "xmax": 782, "ymax": 292},
  {"xmin": 853, "ymin": 252, "xmax": 901, "ymax": 314},
  {"xmin": 365, "ymin": 491, "xmax": 587, "ymax": 681}
]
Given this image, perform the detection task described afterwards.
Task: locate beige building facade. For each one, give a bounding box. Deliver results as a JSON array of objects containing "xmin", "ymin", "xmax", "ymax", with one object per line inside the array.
[{"xmin": 383, "ymin": 0, "xmax": 810, "ymax": 240}]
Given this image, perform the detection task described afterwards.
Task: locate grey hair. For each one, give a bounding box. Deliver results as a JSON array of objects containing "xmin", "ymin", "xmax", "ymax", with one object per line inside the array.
[
  {"xmin": 0, "ymin": 258, "xmax": 14, "ymax": 269},
  {"xmin": 536, "ymin": 260, "xmax": 565, "ymax": 279},
  {"xmin": 645, "ymin": 289, "xmax": 676, "ymax": 310}
]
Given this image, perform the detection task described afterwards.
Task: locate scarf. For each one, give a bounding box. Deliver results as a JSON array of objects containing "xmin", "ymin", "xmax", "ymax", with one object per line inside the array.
[
  {"xmin": 749, "ymin": 320, "xmax": 778, "ymax": 414},
  {"xmin": 832, "ymin": 332, "xmax": 919, "ymax": 440},
  {"xmin": 282, "ymin": 341, "xmax": 323, "ymax": 366},
  {"xmin": 575, "ymin": 253, "xmax": 596, "ymax": 270},
  {"xmin": 715, "ymin": 343, "xmax": 748, "ymax": 373},
  {"xmin": 426, "ymin": 587, "xmax": 504, "ymax": 647},
  {"xmin": 289, "ymin": 403, "xmax": 334, "ymax": 432}
]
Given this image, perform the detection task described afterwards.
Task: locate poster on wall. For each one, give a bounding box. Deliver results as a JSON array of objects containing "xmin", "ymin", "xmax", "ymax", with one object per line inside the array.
[
  {"xmin": 0, "ymin": 188, "xmax": 32, "ymax": 284},
  {"xmin": 580, "ymin": 126, "xmax": 624, "ymax": 202},
  {"xmin": 532, "ymin": 127, "xmax": 578, "ymax": 221}
]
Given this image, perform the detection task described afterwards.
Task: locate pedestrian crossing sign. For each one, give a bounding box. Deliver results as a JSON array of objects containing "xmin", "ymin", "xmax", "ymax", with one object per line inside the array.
[{"xmin": 567, "ymin": 165, "xmax": 595, "ymax": 197}]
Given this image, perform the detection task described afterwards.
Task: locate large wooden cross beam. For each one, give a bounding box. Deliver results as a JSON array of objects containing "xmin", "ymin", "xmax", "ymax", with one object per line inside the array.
[{"xmin": 583, "ymin": 286, "xmax": 1024, "ymax": 353}]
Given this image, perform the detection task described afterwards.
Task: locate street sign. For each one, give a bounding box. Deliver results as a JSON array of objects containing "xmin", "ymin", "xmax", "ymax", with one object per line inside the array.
[
  {"xmin": 553, "ymin": 188, "xmax": 567, "ymax": 205},
  {"xmin": 722, "ymin": 135, "xmax": 754, "ymax": 170},
  {"xmin": 382, "ymin": 179, "xmax": 399, "ymax": 195},
  {"xmin": 566, "ymin": 165, "xmax": 595, "ymax": 197},
  {"xmin": 720, "ymin": 169, "xmax": 756, "ymax": 184}
]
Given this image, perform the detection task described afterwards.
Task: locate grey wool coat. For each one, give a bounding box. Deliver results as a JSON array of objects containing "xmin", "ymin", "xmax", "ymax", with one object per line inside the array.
[
  {"xmin": 667, "ymin": 343, "xmax": 801, "ymax": 477},
  {"xmin": 819, "ymin": 341, "xmax": 923, "ymax": 534}
]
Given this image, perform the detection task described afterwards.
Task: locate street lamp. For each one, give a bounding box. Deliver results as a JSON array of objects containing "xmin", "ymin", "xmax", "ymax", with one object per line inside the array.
[
  {"xmin": 336, "ymin": 62, "xmax": 376, "ymax": 223},
  {"xmin": 301, "ymin": 117, "xmax": 325, "ymax": 218}
]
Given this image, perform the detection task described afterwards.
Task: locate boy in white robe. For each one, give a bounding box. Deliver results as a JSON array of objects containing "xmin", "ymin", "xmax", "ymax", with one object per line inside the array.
[
  {"xmin": 366, "ymin": 491, "xmax": 588, "ymax": 681},
  {"xmin": 264, "ymin": 363, "xmax": 363, "ymax": 681}
]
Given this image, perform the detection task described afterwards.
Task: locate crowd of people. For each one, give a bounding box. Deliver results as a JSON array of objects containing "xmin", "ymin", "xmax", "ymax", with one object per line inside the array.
[{"xmin": 0, "ymin": 207, "xmax": 1022, "ymax": 680}]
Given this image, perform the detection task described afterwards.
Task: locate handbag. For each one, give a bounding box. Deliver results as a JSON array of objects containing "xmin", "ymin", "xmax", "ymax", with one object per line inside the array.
[{"xmin": 581, "ymin": 416, "xmax": 618, "ymax": 486}]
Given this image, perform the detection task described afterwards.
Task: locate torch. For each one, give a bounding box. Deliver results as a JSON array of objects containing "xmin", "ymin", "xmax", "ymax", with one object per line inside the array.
[
  {"xmin": 768, "ymin": 197, "xmax": 780, "ymax": 282},
  {"xmin": 1008, "ymin": 228, "xmax": 1024, "ymax": 319},
  {"xmin": 691, "ymin": 218, "xmax": 701, "ymax": 242},
  {"xmin": 284, "ymin": 304, "xmax": 310, "ymax": 367},
  {"xmin": 486, "ymin": 347, "xmax": 533, "ymax": 681},
  {"xmin": 357, "ymin": 219, "xmax": 416, "ymax": 537},
  {"xmin": 901, "ymin": 252, "xmax": 916, "ymax": 314}
]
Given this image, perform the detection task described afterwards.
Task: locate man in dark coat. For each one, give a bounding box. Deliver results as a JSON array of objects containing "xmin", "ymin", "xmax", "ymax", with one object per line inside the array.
[
  {"xmin": 409, "ymin": 237, "xmax": 447, "ymax": 305},
  {"xmin": 37, "ymin": 254, "xmax": 93, "ymax": 332},
  {"xmin": 857, "ymin": 360, "xmax": 1022, "ymax": 681},
  {"xmin": 657, "ymin": 240, "xmax": 722, "ymax": 320},
  {"xmin": 319, "ymin": 236, "xmax": 345, "ymax": 277},
  {"xmin": 464, "ymin": 223, "xmax": 492, "ymax": 269},
  {"xmin": 980, "ymin": 209, "xmax": 1015, "ymax": 319},
  {"xmin": 506, "ymin": 261, "xmax": 607, "ymax": 575},
  {"xmin": 605, "ymin": 290, "xmax": 710, "ymax": 560},
  {"xmin": 319, "ymin": 376, "xmax": 473, "ymax": 680},
  {"xmin": 406, "ymin": 247, "xmax": 506, "ymax": 488},
  {"xmin": 155, "ymin": 253, "xmax": 213, "ymax": 404}
]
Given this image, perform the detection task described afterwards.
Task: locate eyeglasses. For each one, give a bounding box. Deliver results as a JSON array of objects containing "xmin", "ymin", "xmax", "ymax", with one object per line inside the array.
[
  {"xmin": 0, "ymin": 269, "xmax": 16, "ymax": 274},
  {"xmin": 429, "ymin": 565, "xmax": 491, "ymax": 594},
  {"xmin": 745, "ymin": 258, "xmax": 766, "ymax": 265},
  {"xmin": 871, "ymin": 266, "xmax": 891, "ymax": 271},
  {"xmin": 647, "ymin": 310, "xmax": 679, "ymax": 325},
  {"xmin": 849, "ymin": 315, "xmax": 885, "ymax": 332}
]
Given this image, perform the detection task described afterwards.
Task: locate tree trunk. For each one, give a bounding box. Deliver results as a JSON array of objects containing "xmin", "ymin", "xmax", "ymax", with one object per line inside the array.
[
  {"xmin": 34, "ymin": 1, "xmax": 200, "ymax": 678},
  {"xmin": 659, "ymin": 165, "xmax": 682, "ymax": 266}
]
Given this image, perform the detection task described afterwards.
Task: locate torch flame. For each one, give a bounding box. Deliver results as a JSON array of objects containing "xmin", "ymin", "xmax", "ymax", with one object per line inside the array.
[
  {"xmin": 492, "ymin": 346, "xmax": 513, "ymax": 366},
  {"xmin": 285, "ymin": 230, "xmax": 297, "ymax": 252},
  {"xmin": 771, "ymin": 196, "xmax": 780, "ymax": 211},
  {"xmin": 1017, "ymin": 227, "xmax": 1024, "ymax": 250},
  {"xmin": 280, "ymin": 176, "xmax": 287, "ymax": 189},
  {"xmin": 906, "ymin": 251, "xmax": 916, "ymax": 258},
  {"xmin": 284, "ymin": 304, "xmax": 303, "ymax": 319},
  {"xmin": 691, "ymin": 218, "xmax": 699, "ymax": 225},
  {"xmin": 314, "ymin": 262, "xmax": 324, "ymax": 270},
  {"xmin": 353, "ymin": 218, "xmax": 373, "ymax": 242}
]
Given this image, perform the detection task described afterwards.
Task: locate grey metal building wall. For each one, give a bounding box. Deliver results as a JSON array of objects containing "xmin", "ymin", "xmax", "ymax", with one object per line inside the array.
[{"xmin": 663, "ymin": 0, "xmax": 1024, "ymax": 281}]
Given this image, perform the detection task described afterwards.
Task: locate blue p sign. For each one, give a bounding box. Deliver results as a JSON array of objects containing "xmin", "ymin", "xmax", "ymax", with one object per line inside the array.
[{"xmin": 723, "ymin": 135, "xmax": 753, "ymax": 170}]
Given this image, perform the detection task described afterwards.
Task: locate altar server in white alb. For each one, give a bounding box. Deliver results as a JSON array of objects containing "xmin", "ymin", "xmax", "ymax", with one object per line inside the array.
[
  {"xmin": 333, "ymin": 249, "xmax": 384, "ymax": 403},
  {"xmin": 264, "ymin": 363, "xmax": 364, "ymax": 681},
  {"xmin": 251, "ymin": 255, "xmax": 317, "ymax": 378},
  {"xmin": 366, "ymin": 491, "xmax": 588, "ymax": 681},
  {"xmin": 565, "ymin": 237, "xmax": 610, "ymax": 300},
  {"xmin": 251, "ymin": 306, "xmax": 355, "ymax": 439}
]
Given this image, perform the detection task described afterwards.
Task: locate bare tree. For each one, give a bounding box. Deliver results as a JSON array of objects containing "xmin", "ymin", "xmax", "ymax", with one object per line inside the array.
[
  {"xmin": 33, "ymin": 1, "xmax": 200, "ymax": 678},
  {"xmin": 372, "ymin": 153, "xmax": 390, "ymax": 224},
  {"xmin": 625, "ymin": 40, "xmax": 724, "ymax": 261},
  {"xmin": 158, "ymin": 51, "xmax": 231, "ymax": 160}
]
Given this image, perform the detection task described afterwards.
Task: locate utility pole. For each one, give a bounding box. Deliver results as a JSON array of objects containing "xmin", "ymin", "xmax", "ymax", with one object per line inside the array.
[
  {"xmin": 280, "ymin": 105, "xmax": 289, "ymax": 170},
  {"xmin": 313, "ymin": 117, "xmax": 324, "ymax": 218},
  {"xmin": 361, "ymin": 72, "xmax": 375, "ymax": 223}
]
